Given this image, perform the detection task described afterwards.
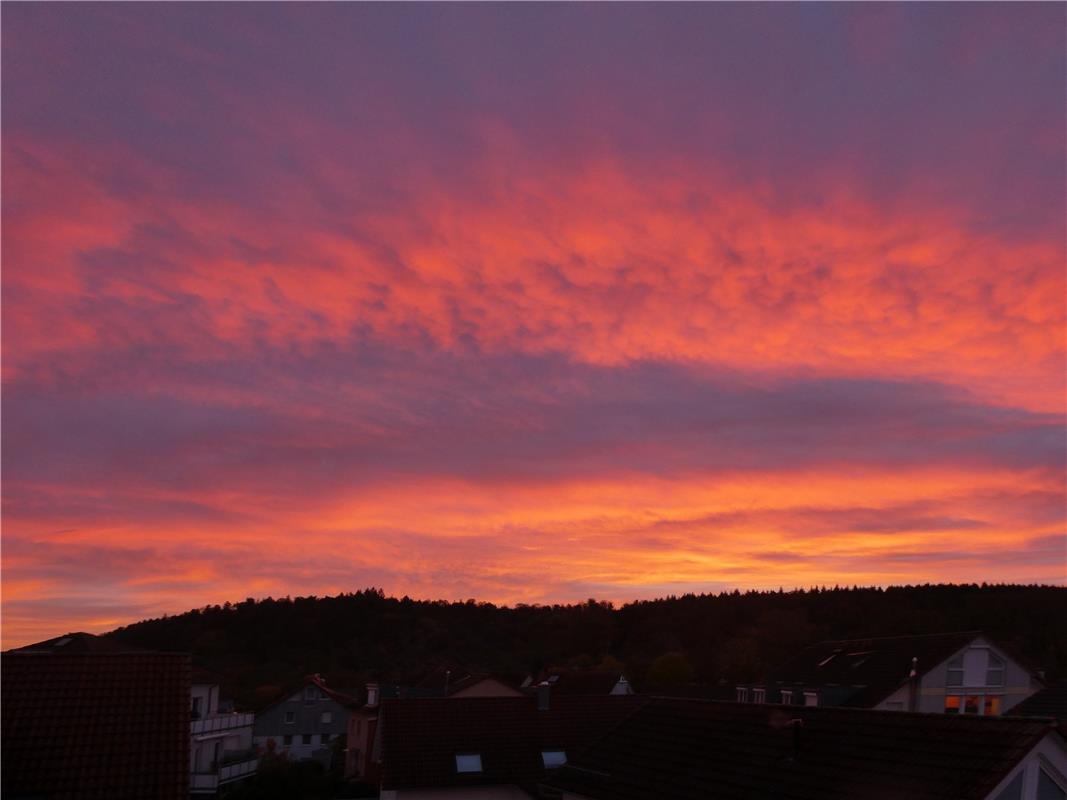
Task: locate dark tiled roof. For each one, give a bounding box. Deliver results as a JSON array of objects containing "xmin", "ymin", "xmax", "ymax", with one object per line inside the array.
[
  {"xmin": 533, "ymin": 670, "xmax": 627, "ymax": 695},
  {"xmin": 2, "ymin": 649, "xmax": 190, "ymax": 799},
  {"xmin": 548, "ymin": 698, "xmax": 1059, "ymax": 800},
  {"xmin": 765, "ymin": 631, "xmax": 982, "ymax": 707},
  {"xmin": 11, "ymin": 631, "xmax": 150, "ymax": 654},
  {"xmin": 380, "ymin": 694, "xmax": 646, "ymax": 790},
  {"xmin": 257, "ymin": 673, "xmax": 361, "ymax": 712},
  {"xmin": 1009, "ymin": 682, "xmax": 1067, "ymax": 723}
]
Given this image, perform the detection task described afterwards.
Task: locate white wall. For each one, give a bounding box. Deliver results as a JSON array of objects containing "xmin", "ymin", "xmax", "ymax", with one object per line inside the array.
[{"xmin": 984, "ymin": 732, "xmax": 1067, "ymax": 800}]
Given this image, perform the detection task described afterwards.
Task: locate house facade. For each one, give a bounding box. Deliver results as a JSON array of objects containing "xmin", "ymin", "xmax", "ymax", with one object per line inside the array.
[
  {"xmin": 253, "ymin": 675, "xmax": 356, "ymax": 765},
  {"xmin": 737, "ymin": 631, "xmax": 1042, "ymax": 715},
  {"xmin": 190, "ymin": 681, "xmax": 258, "ymax": 795}
]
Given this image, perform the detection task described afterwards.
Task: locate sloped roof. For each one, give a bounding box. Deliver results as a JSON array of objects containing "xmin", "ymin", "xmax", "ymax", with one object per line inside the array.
[
  {"xmin": 1009, "ymin": 682, "xmax": 1067, "ymax": 724},
  {"xmin": 532, "ymin": 669, "xmax": 627, "ymax": 695},
  {"xmin": 380, "ymin": 694, "xmax": 646, "ymax": 790},
  {"xmin": 765, "ymin": 631, "xmax": 982, "ymax": 706},
  {"xmin": 256, "ymin": 673, "xmax": 361, "ymax": 712},
  {"xmin": 11, "ymin": 631, "xmax": 149, "ymax": 654},
  {"xmin": 548, "ymin": 697, "xmax": 1061, "ymax": 800},
  {"xmin": 2, "ymin": 646, "xmax": 190, "ymax": 799}
]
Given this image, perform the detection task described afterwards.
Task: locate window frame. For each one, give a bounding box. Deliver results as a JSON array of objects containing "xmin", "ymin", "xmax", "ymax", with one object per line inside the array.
[
  {"xmin": 284, "ymin": 711, "xmax": 296, "ymax": 724},
  {"xmin": 542, "ymin": 750, "xmax": 567, "ymax": 769}
]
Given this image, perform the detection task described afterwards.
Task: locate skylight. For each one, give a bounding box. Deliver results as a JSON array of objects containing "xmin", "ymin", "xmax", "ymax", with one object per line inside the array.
[
  {"xmin": 542, "ymin": 750, "xmax": 567, "ymax": 769},
  {"xmin": 455, "ymin": 754, "xmax": 483, "ymax": 773}
]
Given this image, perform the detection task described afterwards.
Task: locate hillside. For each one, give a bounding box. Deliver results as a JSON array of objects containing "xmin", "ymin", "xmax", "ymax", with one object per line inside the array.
[{"xmin": 109, "ymin": 584, "xmax": 1067, "ymax": 709}]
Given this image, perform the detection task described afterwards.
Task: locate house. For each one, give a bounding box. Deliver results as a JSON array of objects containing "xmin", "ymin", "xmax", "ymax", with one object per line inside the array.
[
  {"xmin": 2, "ymin": 632, "xmax": 190, "ymax": 799},
  {"xmin": 377, "ymin": 692, "xmax": 646, "ymax": 799},
  {"xmin": 346, "ymin": 666, "xmax": 525, "ymax": 782},
  {"xmin": 405, "ymin": 661, "xmax": 526, "ymax": 699},
  {"xmin": 190, "ymin": 671, "xmax": 258, "ymax": 794},
  {"xmin": 545, "ymin": 697, "xmax": 1067, "ymax": 800},
  {"xmin": 737, "ymin": 631, "xmax": 1041, "ymax": 714},
  {"xmin": 253, "ymin": 674, "xmax": 357, "ymax": 766},
  {"xmin": 526, "ymin": 669, "xmax": 633, "ymax": 696}
]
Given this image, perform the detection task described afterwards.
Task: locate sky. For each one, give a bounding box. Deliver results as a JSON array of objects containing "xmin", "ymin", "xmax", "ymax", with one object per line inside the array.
[{"xmin": 2, "ymin": 4, "xmax": 1065, "ymax": 648}]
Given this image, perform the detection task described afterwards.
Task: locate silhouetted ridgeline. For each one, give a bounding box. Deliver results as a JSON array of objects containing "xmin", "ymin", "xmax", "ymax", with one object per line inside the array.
[{"xmin": 110, "ymin": 584, "xmax": 1067, "ymax": 709}]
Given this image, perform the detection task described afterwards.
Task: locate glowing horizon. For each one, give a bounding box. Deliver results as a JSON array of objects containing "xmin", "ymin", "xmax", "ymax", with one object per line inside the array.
[{"xmin": 2, "ymin": 3, "xmax": 1064, "ymax": 648}]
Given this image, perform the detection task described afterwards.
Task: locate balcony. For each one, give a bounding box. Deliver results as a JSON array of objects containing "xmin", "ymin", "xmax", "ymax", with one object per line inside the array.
[
  {"xmin": 190, "ymin": 749, "xmax": 259, "ymax": 793},
  {"xmin": 191, "ymin": 711, "xmax": 254, "ymax": 736}
]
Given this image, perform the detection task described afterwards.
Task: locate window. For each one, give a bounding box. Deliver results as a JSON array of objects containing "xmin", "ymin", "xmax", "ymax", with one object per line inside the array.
[
  {"xmin": 986, "ymin": 653, "xmax": 1005, "ymax": 687},
  {"xmin": 736, "ymin": 687, "xmax": 749, "ymax": 703},
  {"xmin": 304, "ymin": 686, "xmax": 319, "ymax": 704},
  {"xmin": 284, "ymin": 711, "xmax": 295, "ymax": 724},
  {"xmin": 191, "ymin": 697, "xmax": 202, "ymax": 719},
  {"xmin": 302, "ymin": 734, "xmax": 312, "ymax": 745},
  {"xmin": 780, "ymin": 690, "xmax": 792, "ymax": 705},
  {"xmin": 455, "ymin": 754, "xmax": 483, "ymax": 773},
  {"xmin": 321, "ymin": 711, "xmax": 332, "ymax": 724},
  {"xmin": 283, "ymin": 734, "xmax": 293, "ymax": 746},
  {"xmin": 945, "ymin": 693, "xmax": 1002, "ymax": 715},
  {"xmin": 804, "ymin": 692, "xmax": 818, "ymax": 707},
  {"xmin": 542, "ymin": 750, "xmax": 567, "ymax": 768},
  {"xmin": 753, "ymin": 688, "xmax": 766, "ymax": 704},
  {"xmin": 1039, "ymin": 767, "xmax": 1067, "ymax": 800},
  {"xmin": 947, "ymin": 655, "xmax": 964, "ymax": 687}
]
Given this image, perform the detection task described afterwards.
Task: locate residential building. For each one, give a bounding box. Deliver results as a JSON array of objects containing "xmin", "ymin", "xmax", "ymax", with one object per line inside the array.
[
  {"xmin": 526, "ymin": 669, "xmax": 633, "ymax": 696},
  {"xmin": 377, "ymin": 692, "xmax": 646, "ymax": 799},
  {"xmin": 738, "ymin": 631, "xmax": 1041, "ymax": 714},
  {"xmin": 2, "ymin": 632, "xmax": 190, "ymax": 799},
  {"xmin": 253, "ymin": 674, "xmax": 357, "ymax": 765},
  {"xmin": 190, "ymin": 674, "xmax": 258, "ymax": 794},
  {"xmin": 546, "ymin": 697, "xmax": 1067, "ymax": 800}
]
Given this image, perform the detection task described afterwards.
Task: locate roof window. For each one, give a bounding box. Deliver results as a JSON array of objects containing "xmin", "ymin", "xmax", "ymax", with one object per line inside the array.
[
  {"xmin": 455, "ymin": 754, "xmax": 483, "ymax": 773},
  {"xmin": 542, "ymin": 750, "xmax": 567, "ymax": 768}
]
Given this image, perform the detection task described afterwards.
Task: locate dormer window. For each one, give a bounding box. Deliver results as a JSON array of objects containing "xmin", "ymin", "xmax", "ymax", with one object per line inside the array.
[
  {"xmin": 781, "ymin": 690, "xmax": 793, "ymax": 705},
  {"xmin": 986, "ymin": 653, "xmax": 1005, "ymax": 687},
  {"xmin": 753, "ymin": 688, "xmax": 766, "ymax": 704},
  {"xmin": 947, "ymin": 655, "xmax": 964, "ymax": 687},
  {"xmin": 304, "ymin": 686, "xmax": 319, "ymax": 704},
  {"xmin": 542, "ymin": 750, "xmax": 567, "ymax": 768},
  {"xmin": 455, "ymin": 754, "xmax": 483, "ymax": 773},
  {"xmin": 804, "ymin": 692, "xmax": 818, "ymax": 707},
  {"xmin": 736, "ymin": 687, "xmax": 749, "ymax": 703}
]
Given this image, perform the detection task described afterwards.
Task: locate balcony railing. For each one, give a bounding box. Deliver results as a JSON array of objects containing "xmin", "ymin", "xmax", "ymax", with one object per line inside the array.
[
  {"xmin": 190, "ymin": 750, "xmax": 259, "ymax": 793},
  {"xmin": 191, "ymin": 711, "xmax": 254, "ymax": 736}
]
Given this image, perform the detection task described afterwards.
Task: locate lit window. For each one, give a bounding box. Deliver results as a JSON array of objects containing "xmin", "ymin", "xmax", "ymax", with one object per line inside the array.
[
  {"xmin": 947, "ymin": 655, "xmax": 964, "ymax": 687},
  {"xmin": 321, "ymin": 711, "xmax": 332, "ymax": 724},
  {"xmin": 986, "ymin": 653, "xmax": 1005, "ymax": 687},
  {"xmin": 455, "ymin": 754, "xmax": 483, "ymax": 773},
  {"xmin": 284, "ymin": 711, "xmax": 295, "ymax": 724},
  {"xmin": 753, "ymin": 688, "xmax": 766, "ymax": 704},
  {"xmin": 781, "ymin": 690, "xmax": 793, "ymax": 705},
  {"xmin": 736, "ymin": 687, "xmax": 749, "ymax": 703},
  {"xmin": 542, "ymin": 750, "xmax": 567, "ymax": 768},
  {"xmin": 945, "ymin": 695, "xmax": 961, "ymax": 714},
  {"xmin": 984, "ymin": 696, "xmax": 1002, "ymax": 716},
  {"xmin": 964, "ymin": 695, "xmax": 981, "ymax": 714},
  {"xmin": 804, "ymin": 692, "xmax": 818, "ymax": 707}
]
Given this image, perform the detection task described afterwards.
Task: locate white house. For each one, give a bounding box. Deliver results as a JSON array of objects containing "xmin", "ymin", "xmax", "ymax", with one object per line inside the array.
[{"xmin": 190, "ymin": 680, "xmax": 258, "ymax": 795}]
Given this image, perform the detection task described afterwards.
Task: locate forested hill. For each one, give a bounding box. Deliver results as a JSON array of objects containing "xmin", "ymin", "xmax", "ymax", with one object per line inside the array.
[{"xmin": 110, "ymin": 584, "xmax": 1067, "ymax": 710}]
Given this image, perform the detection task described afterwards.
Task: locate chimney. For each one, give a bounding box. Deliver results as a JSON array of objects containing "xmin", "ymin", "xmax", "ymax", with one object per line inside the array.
[
  {"xmin": 366, "ymin": 682, "xmax": 380, "ymax": 708},
  {"xmin": 907, "ymin": 657, "xmax": 919, "ymax": 712},
  {"xmin": 537, "ymin": 684, "xmax": 551, "ymax": 711}
]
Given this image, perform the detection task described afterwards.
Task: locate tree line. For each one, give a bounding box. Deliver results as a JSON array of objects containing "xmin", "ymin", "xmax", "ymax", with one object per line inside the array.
[{"xmin": 109, "ymin": 583, "xmax": 1067, "ymax": 709}]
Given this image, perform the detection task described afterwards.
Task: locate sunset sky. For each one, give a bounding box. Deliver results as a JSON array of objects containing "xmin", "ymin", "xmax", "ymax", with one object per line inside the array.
[{"xmin": 3, "ymin": 4, "xmax": 1065, "ymax": 647}]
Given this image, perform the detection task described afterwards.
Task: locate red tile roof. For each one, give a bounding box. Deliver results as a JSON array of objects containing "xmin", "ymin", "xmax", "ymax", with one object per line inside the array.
[
  {"xmin": 2, "ymin": 646, "xmax": 190, "ymax": 799},
  {"xmin": 547, "ymin": 697, "xmax": 1061, "ymax": 800},
  {"xmin": 380, "ymin": 694, "xmax": 646, "ymax": 790}
]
